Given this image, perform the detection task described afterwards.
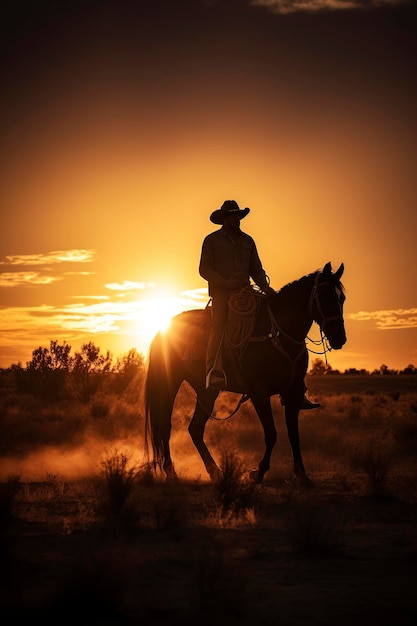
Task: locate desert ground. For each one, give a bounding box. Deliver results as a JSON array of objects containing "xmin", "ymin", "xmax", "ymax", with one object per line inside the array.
[{"xmin": 1, "ymin": 375, "xmax": 417, "ymax": 625}]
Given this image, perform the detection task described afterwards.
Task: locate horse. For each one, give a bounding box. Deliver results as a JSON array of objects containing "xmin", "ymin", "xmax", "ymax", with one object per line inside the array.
[{"xmin": 144, "ymin": 261, "xmax": 346, "ymax": 488}]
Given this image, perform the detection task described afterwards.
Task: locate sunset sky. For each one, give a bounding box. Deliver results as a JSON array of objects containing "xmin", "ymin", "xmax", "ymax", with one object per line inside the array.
[{"xmin": 1, "ymin": 0, "xmax": 416, "ymax": 373}]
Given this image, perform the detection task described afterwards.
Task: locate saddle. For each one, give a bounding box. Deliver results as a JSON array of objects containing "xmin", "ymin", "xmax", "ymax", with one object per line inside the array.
[
  {"xmin": 224, "ymin": 286, "xmax": 261, "ymax": 355},
  {"xmin": 215, "ymin": 287, "xmax": 265, "ymax": 391}
]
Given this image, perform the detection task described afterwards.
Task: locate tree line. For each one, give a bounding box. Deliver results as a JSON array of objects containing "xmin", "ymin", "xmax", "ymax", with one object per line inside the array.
[
  {"xmin": 1, "ymin": 340, "xmax": 145, "ymax": 403},
  {"xmin": 309, "ymin": 357, "xmax": 417, "ymax": 377},
  {"xmin": 1, "ymin": 340, "xmax": 416, "ymax": 405}
]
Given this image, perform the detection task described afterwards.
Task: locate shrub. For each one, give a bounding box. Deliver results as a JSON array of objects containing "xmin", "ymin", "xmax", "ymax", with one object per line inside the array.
[
  {"xmin": 0, "ymin": 474, "xmax": 21, "ymax": 526},
  {"xmin": 351, "ymin": 440, "xmax": 394, "ymax": 496},
  {"xmin": 99, "ymin": 450, "xmax": 140, "ymax": 536},
  {"xmin": 212, "ymin": 449, "xmax": 259, "ymax": 519},
  {"xmin": 285, "ymin": 498, "xmax": 344, "ymax": 555},
  {"xmin": 90, "ymin": 396, "xmax": 111, "ymax": 419},
  {"xmin": 392, "ymin": 414, "xmax": 417, "ymax": 456}
]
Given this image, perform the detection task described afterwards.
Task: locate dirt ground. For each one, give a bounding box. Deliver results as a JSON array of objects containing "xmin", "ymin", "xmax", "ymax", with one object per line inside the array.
[{"xmin": 1, "ymin": 478, "xmax": 417, "ymax": 626}]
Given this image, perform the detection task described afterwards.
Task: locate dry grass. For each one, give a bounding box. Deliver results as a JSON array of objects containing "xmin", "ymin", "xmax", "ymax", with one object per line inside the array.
[
  {"xmin": 210, "ymin": 448, "xmax": 259, "ymax": 522},
  {"xmin": 1, "ymin": 377, "xmax": 417, "ymax": 624},
  {"xmin": 285, "ymin": 496, "xmax": 345, "ymax": 555}
]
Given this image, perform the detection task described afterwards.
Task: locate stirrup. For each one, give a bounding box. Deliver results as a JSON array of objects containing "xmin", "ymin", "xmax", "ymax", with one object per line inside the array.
[
  {"xmin": 300, "ymin": 396, "xmax": 321, "ymax": 410},
  {"xmin": 206, "ymin": 368, "xmax": 227, "ymax": 390}
]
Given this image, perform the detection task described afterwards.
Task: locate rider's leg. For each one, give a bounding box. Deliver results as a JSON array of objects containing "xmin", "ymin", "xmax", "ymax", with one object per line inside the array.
[{"xmin": 206, "ymin": 294, "xmax": 228, "ymax": 389}]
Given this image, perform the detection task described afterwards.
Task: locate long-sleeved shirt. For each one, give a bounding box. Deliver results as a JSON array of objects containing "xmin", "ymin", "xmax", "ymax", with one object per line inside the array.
[{"xmin": 199, "ymin": 227, "xmax": 269, "ymax": 296}]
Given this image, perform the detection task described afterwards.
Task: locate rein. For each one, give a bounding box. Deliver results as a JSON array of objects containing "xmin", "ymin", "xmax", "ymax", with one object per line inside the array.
[
  {"xmin": 250, "ymin": 270, "xmax": 339, "ymax": 361},
  {"xmin": 192, "ymin": 389, "xmax": 251, "ymax": 422},
  {"xmin": 207, "ymin": 393, "xmax": 251, "ymax": 421},
  {"xmin": 306, "ymin": 329, "xmax": 332, "ymax": 363}
]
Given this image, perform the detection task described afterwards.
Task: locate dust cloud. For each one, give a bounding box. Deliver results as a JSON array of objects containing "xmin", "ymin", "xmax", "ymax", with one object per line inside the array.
[{"xmin": 0, "ymin": 431, "xmax": 212, "ymax": 483}]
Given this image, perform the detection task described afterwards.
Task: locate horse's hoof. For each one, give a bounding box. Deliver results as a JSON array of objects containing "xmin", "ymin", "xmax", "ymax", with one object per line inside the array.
[
  {"xmin": 298, "ymin": 476, "xmax": 315, "ymax": 490},
  {"xmin": 249, "ymin": 469, "xmax": 262, "ymax": 484},
  {"xmin": 209, "ymin": 467, "xmax": 222, "ymax": 483}
]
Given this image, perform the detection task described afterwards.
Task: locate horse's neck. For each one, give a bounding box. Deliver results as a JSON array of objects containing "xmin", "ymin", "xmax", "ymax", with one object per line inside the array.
[{"xmin": 272, "ymin": 275, "xmax": 314, "ymax": 341}]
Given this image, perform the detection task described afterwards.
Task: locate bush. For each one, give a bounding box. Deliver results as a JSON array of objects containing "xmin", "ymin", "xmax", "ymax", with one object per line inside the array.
[
  {"xmin": 285, "ymin": 498, "xmax": 344, "ymax": 555},
  {"xmin": 351, "ymin": 440, "xmax": 394, "ymax": 496},
  {"xmin": 212, "ymin": 449, "xmax": 259, "ymax": 519},
  {"xmin": 99, "ymin": 450, "xmax": 140, "ymax": 536}
]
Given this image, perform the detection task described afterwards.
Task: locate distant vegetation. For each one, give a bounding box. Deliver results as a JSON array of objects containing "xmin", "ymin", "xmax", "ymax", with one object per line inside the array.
[
  {"xmin": 0, "ymin": 338, "xmax": 416, "ymax": 485},
  {"xmin": 1, "ymin": 339, "xmax": 416, "ymax": 393},
  {"xmin": 0, "ymin": 340, "xmax": 415, "ymax": 445},
  {"xmin": 1, "ymin": 340, "xmax": 146, "ymax": 404},
  {"xmin": 308, "ymin": 357, "xmax": 417, "ymax": 377}
]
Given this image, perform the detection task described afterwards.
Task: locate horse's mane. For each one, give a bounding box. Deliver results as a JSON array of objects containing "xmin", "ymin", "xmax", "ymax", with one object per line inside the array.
[
  {"xmin": 276, "ymin": 271, "xmax": 317, "ymax": 297},
  {"xmin": 276, "ymin": 268, "xmax": 345, "ymax": 298}
]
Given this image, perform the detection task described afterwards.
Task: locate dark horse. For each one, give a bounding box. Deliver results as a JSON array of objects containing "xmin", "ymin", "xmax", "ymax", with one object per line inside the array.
[{"xmin": 144, "ymin": 262, "xmax": 346, "ymax": 488}]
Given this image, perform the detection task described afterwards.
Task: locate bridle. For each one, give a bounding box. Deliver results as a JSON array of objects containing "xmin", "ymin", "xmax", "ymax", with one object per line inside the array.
[
  {"xmin": 308, "ymin": 271, "xmax": 344, "ymax": 332},
  {"xmin": 263, "ymin": 270, "xmax": 343, "ymax": 352}
]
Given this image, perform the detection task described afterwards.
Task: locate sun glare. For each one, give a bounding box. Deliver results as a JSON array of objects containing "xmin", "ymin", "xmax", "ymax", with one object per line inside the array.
[
  {"xmin": 134, "ymin": 291, "xmax": 199, "ymax": 355},
  {"xmin": 100, "ymin": 286, "xmax": 208, "ymax": 360},
  {"xmin": 141, "ymin": 297, "xmax": 177, "ymax": 333}
]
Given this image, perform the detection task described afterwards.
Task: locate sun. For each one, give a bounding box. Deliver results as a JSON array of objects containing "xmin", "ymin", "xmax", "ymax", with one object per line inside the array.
[
  {"xmin": 133, "ymin": 291, "xmax": 198, "ymax": 355},
  {"xmin": 141, "ymin": 296, "xmax": 178, "ymax": 334},
  {"xmin": 124, "ymin": 285, "xmax": 207, "ymax": 358}
]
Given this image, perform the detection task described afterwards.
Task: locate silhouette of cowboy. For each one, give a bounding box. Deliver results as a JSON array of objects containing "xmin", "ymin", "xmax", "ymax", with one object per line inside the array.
[
  {"xmin": 199, "ymin": 199, "xmax": 320, "ymax": 409},
  {"xmin": 199, "ymin": 200, "xmax": 274, "ymax": 389}
]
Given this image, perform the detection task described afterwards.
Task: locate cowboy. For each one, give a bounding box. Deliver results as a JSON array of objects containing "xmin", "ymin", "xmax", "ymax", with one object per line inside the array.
[
  {"xmin": 199, "ymin": 199, "xmax": 320, "ymax": 409},
  {"xmin": 199, "ymin": 199, "xmax": 274, "ymax": 390}
]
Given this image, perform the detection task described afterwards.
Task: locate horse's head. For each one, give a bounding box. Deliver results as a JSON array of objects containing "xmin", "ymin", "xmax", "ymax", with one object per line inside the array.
[{"xmin": 311, "ymin": 262, "xmax": 347, "ymax": 350}]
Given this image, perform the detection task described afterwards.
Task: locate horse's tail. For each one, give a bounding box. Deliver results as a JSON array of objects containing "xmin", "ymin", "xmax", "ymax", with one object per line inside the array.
[
  {"xmin": 144, "ymin": 331, "xmax": 175, "ymax": 470},
  {"xmin": 144, "ymin": 308, "xmax": 208, "ymax": 470}
]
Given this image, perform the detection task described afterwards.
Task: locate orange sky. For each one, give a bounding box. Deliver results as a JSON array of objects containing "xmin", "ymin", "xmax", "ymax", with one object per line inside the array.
[{"xmin": 1, "ymin": 0, "xmax": 416, "ymax": 372}]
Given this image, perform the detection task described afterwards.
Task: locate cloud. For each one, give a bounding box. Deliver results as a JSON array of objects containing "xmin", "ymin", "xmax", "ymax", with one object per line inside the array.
[
  {"xmin": 181, "ymin": 287, "xmax": 209, "ymax": 301},
  {"xmin": 70, "ymin": 295, "xmax": 110, "ymax": 300},
  {"xmin": 105, "ymin": 281, "xmax": 153, "ymax": 291},
  {"xmin": 0, "ymin": 249, "xmax": 95, "ymax": 266},
  {"xmin": 0, "ymin": 272, "xmax": 63, "ymax": 287},
  {"xmin": 0, "ymin": 290, "xmax": 206, "ymax": 344},
  {"xmin": 0, "ymin": 249, "xmax": 97, "ymax": 288},
  {"xmin": 349, "ymin": 308, "xmax": 417, "ymax": 329},
  {"xmin": 251, "ymin": 0, "xmax": 409, "ymax": 14},
  {"xmin": 0, "ymin": 301, "xmax": 137, "ymax": 340},
  {"xmin": 63, "ymin": 271, "xmax": 96, "ymax": 276}
]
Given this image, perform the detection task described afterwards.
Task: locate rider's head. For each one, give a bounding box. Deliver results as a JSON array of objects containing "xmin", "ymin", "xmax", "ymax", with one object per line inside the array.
[{"xmin": 210, "ymin": 200, "xmax": 250, "ymax": 225}]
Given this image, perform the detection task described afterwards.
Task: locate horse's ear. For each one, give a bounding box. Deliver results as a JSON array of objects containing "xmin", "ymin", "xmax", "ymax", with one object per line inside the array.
[
  {"xmin": 334, "ymin": 263, "xmax": 344, "ymax": 280},
  {"xmin": 323, "ymin": 262, "xmax": 332, "ymax": 275}
]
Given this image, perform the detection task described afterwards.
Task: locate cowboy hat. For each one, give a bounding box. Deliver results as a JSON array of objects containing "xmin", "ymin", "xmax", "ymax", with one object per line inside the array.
[{"xmin": 210, "ymin": 200, "xmax": 250, "ymax": 225}]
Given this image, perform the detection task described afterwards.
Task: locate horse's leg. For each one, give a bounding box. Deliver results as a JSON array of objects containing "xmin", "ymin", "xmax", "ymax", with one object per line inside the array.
[
  {"xmin": 155, "ymin": 385, "xmax": 179, "ymax": 481},
  {"xmin": 284, "ymin": 400, "xmax": 314, "ymax": 489},
  {"xmin": 161, "ymin": 420, "xmax": 177, "ymax": 481},
  {"xmin": 188, "ymin": 387, "xmax": 222, "ymax": 481},
  {"xmin": 248, "ymin": 394, "xmax": 277, "ymax": 485}
]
